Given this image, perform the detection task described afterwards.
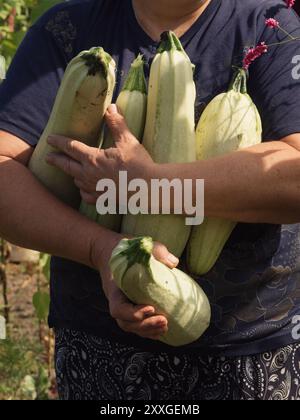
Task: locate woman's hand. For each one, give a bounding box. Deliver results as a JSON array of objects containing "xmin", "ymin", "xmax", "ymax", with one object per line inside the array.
[
  {"xmin": 46, "ymin": 103, "xmax": 180, "ymax": 340},
  {"xmin": 46, "ymin": 104, "xmax": 155, "ymax": 205},
  {"xmin": 95, "ymin": 233, "xmax": 179, "ymax": 341}
]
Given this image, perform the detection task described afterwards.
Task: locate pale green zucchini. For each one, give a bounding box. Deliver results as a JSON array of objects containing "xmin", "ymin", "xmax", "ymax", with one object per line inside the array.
[
  {"xmin": 29, "ymin": 47, "xmax": 116, "ymax": 208},
  {"xmin": 187, "ymin": 69, "xmax": 262, "ymax": 275},
  {"xmin": 121, "ymin": 32, "xmax": 196, "ymax": 257},
  {"xmin": 110, "ymin": 236, "xmax": 211, "ymax": 347},
  {"xmin": 80, "ymin": 54, "xmax": 147, "ymax": 232}
]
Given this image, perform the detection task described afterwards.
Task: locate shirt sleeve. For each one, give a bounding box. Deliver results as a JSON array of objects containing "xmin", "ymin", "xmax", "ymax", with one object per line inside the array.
[
  {"xmin": 248, "ymin": 4, "xmax": 300, "ymax": 140},
  {"xmin": 0, "ymin": 11, "xmax": 71, "ymax": 146}
]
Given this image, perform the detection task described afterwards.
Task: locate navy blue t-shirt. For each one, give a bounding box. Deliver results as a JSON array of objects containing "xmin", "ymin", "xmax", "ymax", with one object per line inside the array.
[{"xmin": 1, "ymin": 0, "xmax": 300, "ymax": 356}]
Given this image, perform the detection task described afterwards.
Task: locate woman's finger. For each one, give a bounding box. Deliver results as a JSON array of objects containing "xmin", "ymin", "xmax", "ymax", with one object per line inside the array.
[
  {"xmin": 117, "ymin": 318, "xmax": 168, "ymax": 338},
  {"xmin": 46, "ymin": 152, "xmax": 83, "ymax": 178},
  {"xmin": 110, "ymin": 302, "xmax": 157, "ymax": 324},
  {"xmin": 110, "ymin": 301, "xmax": 155, "ymax": 323},
  {"xmin": 152, "ymin": 242, "xmax": 179, "ymax": 269},
  {"xmin": 117, "ymin": 315, "xmax": 168, "ymax": 333},
  {"xmin": 80, "ymin": 189, "xmax": 97, "ymax": 205},
  {"xmin": 47, "ymin": 134, "xmax": 92, "ymax": 162},
  {"xmin": 105, "ymin": 104, "xmax": 139, "ymax": 146},
  {"xmin": 74, "ymin": 178, "xmax": 96, "ymax": 193},
  {"xmin": 74, "ymin": 178, "xmax": 85, "ymax": 190}
]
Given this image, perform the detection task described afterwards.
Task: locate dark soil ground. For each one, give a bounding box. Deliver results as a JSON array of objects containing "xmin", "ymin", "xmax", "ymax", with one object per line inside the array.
[
  {"xmin": 0, "ymin": 261, "xmax": 57, "ymax": 400},
  {"xmin": 5, "ymin": 262, "xmax": 40, "ymax": 336}
]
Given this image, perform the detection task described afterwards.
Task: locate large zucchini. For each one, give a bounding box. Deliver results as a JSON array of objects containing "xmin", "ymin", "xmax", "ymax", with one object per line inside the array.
[
  {"xmin": 80, "ymin": 54, "xmax": 147, "ymax": 231},
  {"xmin": 121, "ymin": 32, "xmax": 196, "ymax": 257},
  {"xmin": 187, "ymin": 69, "xmax": 262, "ymax": 275},
  {"xmin": 29, "ymin": 47, "xmax": 116, "ymax": 208}
]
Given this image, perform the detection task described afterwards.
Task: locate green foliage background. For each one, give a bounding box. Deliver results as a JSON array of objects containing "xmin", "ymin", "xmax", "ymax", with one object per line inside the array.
[
  {"xmin": 0, "ymin": 0, "xmax": 60, "ymax": 400},
  {"xmin": 0, "ymin": 0, "xmax": 61, "ymax": 67}
]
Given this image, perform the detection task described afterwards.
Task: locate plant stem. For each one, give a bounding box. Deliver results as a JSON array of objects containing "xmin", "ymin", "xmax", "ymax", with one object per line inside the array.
[
  {"xmin": 267, "ymin": 37, "xmax": 300, "ymax": 48},
  {"xmin": 0, "ymin": 239, "xmax": 10, "ymax": 323},
  {"xmin": 47, "ymin": 329, "xmax": 53, "ymax": 380},
  {"xmin": 36, "ymin": 266, "xmax": 43, "ymax": 343},
  {"xmin": 278, "ymin": 26, "xmax": 295, "ymax": 40},
  {"xmin": 0, "ymin": 266, "xmax": 9, "ymax": 323}
]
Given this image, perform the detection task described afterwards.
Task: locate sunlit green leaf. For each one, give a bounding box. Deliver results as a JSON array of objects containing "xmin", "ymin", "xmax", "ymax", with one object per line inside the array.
[
  {"xmin": 39, "ymin": 253, "xmax": 51, "ymax": 282},
  {"xmin": 31, "ymin": 0, "xmax": 61, "ymax": 24},
  {"xmin": 32, "ymin": 291, "xmax": 50, "ymax": 322}
]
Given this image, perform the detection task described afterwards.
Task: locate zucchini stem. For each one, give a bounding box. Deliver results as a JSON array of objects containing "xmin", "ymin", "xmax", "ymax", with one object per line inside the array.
[
  {"xmin": 230, "ymin": 68, "xmax": 248, "ymax": 94},
  {"xmin": 122, "ymin": 54, "xmax": 147, "ymax": 94},
  {"xmin": 122, "ymin": 237, "xmax": 153, "ymax": 269},
  {"xmin": 81, "ymin": 47, "xmax": 113, "ymax": 77},
  {"xmin": 158, "ymin": 31, "xmax": 184, "ymax": 53}
]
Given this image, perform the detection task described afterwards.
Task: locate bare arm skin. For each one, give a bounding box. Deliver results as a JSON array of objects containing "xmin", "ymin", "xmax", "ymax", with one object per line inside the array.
[
  {"xmin": 47, "ymin": 106, "xmax": 300, "ymax": 225},
  {"xmin": 157, "ymin": 135, "xmax": 300, "ymax": 224},
  {"xmin": 0, "ymin": 131, "xmax": 117, "ymax": 268},
  {"xmin": 0, "ymin": 130, "xmax": 180, "ymax": 339}
]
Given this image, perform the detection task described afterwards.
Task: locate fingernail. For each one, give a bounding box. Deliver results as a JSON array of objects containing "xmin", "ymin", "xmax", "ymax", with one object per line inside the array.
[
  {"xmin": 109, "ymin": 104, "xmax": 118, "ymax": 114},
  {"xmin": 47, "ymin": 135, "xmax": 54, "ymax": 144},
  {"xmin": 167, "ymin": 254, "xmax": 179, "ymax": 265},
  {"xmin": 144, "ymin": 309, "xmax": 155, "ymax": 318}
]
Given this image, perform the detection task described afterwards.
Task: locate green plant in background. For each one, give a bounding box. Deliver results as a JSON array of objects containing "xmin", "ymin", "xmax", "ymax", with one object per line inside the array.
[
  {"xmin": 0, "ymin": 1, "xmax": 58, "ymax": 399},
  {"xmin": 0, "ymin": 1, "xmax": 28, "ymax": 49},
  {"xmin": 0, "ymin": 337, "xmax": 50, "ymax": 400},
  {"xmin": 0, "ymin": 0, "xmax": 57, "ymax": 327},
  {"xmin": 33, "ymin": 253, "xmax": 50, "ymax": 324},
  {"xmin": 0, "ymin": 0, "xmax": 33, "ymax": 67},
  {"xmin": 0, "ymin": 252, "xmax": 53, "ymax": 400}
]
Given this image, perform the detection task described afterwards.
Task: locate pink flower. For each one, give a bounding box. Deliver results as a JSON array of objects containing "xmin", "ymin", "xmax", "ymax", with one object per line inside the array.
[
  {"xmin": 243, "ymin": 42, "xmax": 268, "ymax": 70},
  {"xmin": 265, "ymin": 18, "xmax": 280, "ymax": 28},
  {"xmin": 286, "ymin": 0, "xmax": 295, "ymax": 8}
]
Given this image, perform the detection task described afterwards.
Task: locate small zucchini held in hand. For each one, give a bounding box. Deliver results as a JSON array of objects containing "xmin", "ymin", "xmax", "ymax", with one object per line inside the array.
[{"xmin": 110, "ymin": 236, "xmax": 211, "ymax": 347}]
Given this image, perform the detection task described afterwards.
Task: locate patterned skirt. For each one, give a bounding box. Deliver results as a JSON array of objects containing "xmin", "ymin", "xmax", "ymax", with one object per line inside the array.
[{"xmin": 54, "ymin": 329, "xmax": 300, "ymax": 400}]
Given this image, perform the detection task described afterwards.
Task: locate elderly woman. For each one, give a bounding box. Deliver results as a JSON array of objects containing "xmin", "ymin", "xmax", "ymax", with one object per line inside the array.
[{"xmin": 0, "ymin": 0, "xmax": 300, "ymax": 400}]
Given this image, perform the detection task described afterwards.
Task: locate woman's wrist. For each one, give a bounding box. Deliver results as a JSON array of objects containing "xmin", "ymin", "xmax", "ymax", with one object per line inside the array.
[
  {"xmin": 89, "ymin": 227, "xmax": 122, "ymax": 272},
  {"xmin": 87, "ymin": 163, "xmax": 177, "ymax": 273}
]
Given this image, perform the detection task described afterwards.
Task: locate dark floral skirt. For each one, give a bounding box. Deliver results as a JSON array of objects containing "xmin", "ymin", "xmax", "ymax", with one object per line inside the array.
[{"xmin": 54, "ymin": 329, "xmax": 300, "ymax": 400}]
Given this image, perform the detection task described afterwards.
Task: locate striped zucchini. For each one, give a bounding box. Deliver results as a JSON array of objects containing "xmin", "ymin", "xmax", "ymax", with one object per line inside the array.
[
  {"xmin": 29, "ymin": 47, "xmax": 116, "ymax": 208},
  {"xmin": 110, "ymin": 236, "xmax": 211, "ymax": 347},
  {"xmin": 80, "ymin": 54, "xmax": 147, "ymax": 231},
  {"xmin": 121, "ymin": 32, "xmax": 196, "ymax": 257},
  {"xmin": 187, "ymin": 69, "xmax": 262, "ymax": 275}
]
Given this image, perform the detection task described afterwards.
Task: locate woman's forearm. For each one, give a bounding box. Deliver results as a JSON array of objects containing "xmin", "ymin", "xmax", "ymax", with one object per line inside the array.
[
  {"xmin": 156, "ymin": 139, "xmax": 300, "ymax": 224},
  {"xmin": 0, "ymin": 155, "xmax": 120, "ymax": 270},
  {"xmin": 44, "ymin": 112, "xmax": 300, "ymax": 225}
]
